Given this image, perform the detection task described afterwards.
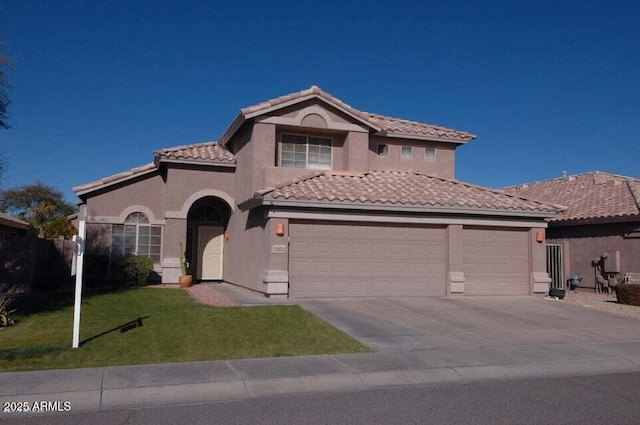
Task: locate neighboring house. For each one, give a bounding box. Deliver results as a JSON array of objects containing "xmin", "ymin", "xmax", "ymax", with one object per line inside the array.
[
  {"xmin": 0, "ymin": 212, "xmax": 31, "ymax": 293},
  {"xmin": 74, "ymin": 86, "xmax": 561, "ymax": 298},
  {"xmin": 503, "ymin": 171, "xmax": 640, "ymax": 291}
]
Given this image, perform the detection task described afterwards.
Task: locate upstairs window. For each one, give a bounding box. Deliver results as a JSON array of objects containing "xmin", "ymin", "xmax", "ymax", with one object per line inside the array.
[
  {"xmin": 111, "ymin": 212, "xmax": 162, "ymax": 263},
  {"xmin": 376, "ymin": 144, "xmax": 389, "ymax": 157},
  {"xmin": 424, "ymin": 148, "xmax": 436, "ymax": 161},
  {"xmin": 401, "ymin": 146, "xmax": 413, "ymax": 159},
  {"xmin": 281, "ymin": 134, "xmax": 332, "ymax": 170}
]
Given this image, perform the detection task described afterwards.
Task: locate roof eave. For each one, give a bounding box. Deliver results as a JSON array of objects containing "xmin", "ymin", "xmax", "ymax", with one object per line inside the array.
[
  {"xmin": 73, "ymin": 166, "xmax": 158, "ymax": 198},
  {"xmin": 247, "ymin": 197, "xmax": 557, "ymax": 219},
  {"xmin": 156, "ymin": 158, "xmax": 236, "ymax": 168},
  {"xmin": 376, "ymin": 131, "xmax": 476, "ymax": 144},
  {"xmin": 219, "ymin": 93, "xmax": 382, "ymax": 147}
]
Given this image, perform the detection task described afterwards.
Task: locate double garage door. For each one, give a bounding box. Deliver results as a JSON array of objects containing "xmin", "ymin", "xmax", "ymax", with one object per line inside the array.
[
  {"xmin": 288, "ymin": 222, "xmax": 530, "ymax": 298},
  {"xmin": 289, "ymin": 222, "xmax": 446, "ymax": 298}
]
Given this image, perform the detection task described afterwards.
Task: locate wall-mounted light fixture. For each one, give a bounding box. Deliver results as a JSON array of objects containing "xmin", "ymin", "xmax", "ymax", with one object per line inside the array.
[
  {"xmin": 536, "ymin": 232, "xmax": 544, "ymax": 243},
  {"xmin": 275, "ymin": 223, "xmax": 285, "ymax": 236},
  {"xmin": 224, "ymin": 230, "xmax": 230, "ymax": 239}
]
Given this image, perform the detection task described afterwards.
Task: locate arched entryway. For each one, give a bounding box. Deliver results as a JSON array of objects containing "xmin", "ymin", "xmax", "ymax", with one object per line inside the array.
[{"xmin": 186, "ymin": 197, "xmax": 231, "ymax": 281}]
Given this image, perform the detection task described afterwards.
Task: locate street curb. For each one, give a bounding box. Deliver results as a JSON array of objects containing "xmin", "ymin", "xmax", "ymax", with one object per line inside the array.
[{"xmin": 3, "ymin": 359, "xmax": 640, "ymax": 417}]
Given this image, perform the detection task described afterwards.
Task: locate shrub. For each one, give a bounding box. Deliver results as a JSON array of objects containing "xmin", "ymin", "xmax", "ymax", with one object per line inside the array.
[
  {"xmin": 615, "ymin": 284, "xmax": 640, "ymax": 306},
  {"xmin": 0, "ymin": 295, "xmax": 16, "ymax": 328},
  {"xmin": 111, "ymin": 256, "xmax": 154, "ymax": 287}
]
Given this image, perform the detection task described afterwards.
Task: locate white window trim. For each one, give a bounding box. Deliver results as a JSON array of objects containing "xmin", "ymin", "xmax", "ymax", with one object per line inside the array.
[
  {"xmin": 111, "ymin": 213, "xmax": 163, "ymax": 264},
  {"xmin": 376, "ymin": 143, "xmax": 389, "ymax": 157},
  {"xmin": 401, "ymin": 146, "xmax": 413, "ymax": 159},
  {"xmin": 279, "ymin": 133, "xmax": 333, "ymax": 170},
  {"xmin": 424, "ymin": 148, "xmax": 436, "ymax": 161}
]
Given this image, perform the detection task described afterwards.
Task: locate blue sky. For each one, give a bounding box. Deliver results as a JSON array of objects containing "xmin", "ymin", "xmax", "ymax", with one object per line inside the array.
[{"xmin": 1, "ymin": 0, "xmax": 638, "ymax": 203}]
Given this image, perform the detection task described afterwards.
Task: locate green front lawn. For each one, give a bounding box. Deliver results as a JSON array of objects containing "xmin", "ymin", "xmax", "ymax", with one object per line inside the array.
[{"xmin": 0, "ymin": 288, "xmax": 369, "ymax": 372}]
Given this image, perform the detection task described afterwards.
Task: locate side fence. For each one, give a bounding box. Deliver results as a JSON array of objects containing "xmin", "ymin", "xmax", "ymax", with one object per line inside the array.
[{"xmin": 0, "ymin": 233, "xmax": 75, "ymax": 294}]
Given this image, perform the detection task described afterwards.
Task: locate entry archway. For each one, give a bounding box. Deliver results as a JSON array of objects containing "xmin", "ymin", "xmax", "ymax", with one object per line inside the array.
[{"xmin": 186, "ymin": 197, "xmax": 231, "ymax": 281}]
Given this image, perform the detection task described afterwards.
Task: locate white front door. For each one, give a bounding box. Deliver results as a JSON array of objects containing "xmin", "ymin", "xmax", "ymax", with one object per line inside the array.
[{"xmin": 197, "ymin": 226, "xmax": 224, "ymax": 280}]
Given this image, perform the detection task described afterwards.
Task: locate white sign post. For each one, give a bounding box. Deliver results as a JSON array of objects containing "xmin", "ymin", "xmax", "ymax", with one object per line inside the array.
[{"xmin": 72, "ymin": 220, "xmax": 86, "ymax": 349}]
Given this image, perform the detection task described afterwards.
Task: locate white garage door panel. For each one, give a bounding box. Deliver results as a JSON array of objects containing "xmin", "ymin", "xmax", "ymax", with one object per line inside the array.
[
  {"xmin": 289, "ymin": 222, "xmax": 446, "ymax": 298},
  {"xmin": 463, "ymin": 228, "xmax": 529, "ymax": 295}
]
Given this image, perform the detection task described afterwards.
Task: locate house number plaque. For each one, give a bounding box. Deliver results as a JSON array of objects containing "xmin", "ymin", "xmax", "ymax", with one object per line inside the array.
[{"xmin": 272, "ymin": 245, "xmax": 287, "ymax": 254}]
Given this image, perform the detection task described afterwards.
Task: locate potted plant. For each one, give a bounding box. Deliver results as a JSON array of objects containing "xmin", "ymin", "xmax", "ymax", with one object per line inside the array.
[{"xmin": 178, "ymin": 242, "xmax": 193, "ymax": 288}]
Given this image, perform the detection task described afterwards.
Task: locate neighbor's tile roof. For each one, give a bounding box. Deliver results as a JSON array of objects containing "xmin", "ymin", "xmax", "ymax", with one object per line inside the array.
[
  {"xmin": 154, "ymin": 141, "xmax": 235, "ymax": 163},
  {"xmin": 242, "ymin": 170, "xmax": 561, "ymax": 216},
  {"xmin": 73, "ymin": 163, "xmax": 157, "ymax": 195},
  {"xmin": 502, "ymin": 171, "xmax": 640, "ymax": 222},
  {"xmin": 223, "ymin": 86, "xmax": 475, "ymax": 144},
  {"xmin": 0, "ymin": 212, "xmax": 29, "ymax": 229}
]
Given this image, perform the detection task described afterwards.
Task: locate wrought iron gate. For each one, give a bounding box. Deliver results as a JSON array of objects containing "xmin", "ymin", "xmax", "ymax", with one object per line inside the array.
[{"xmin": 546, "ymin": 244, "xmax": 564, "ymax": 290}]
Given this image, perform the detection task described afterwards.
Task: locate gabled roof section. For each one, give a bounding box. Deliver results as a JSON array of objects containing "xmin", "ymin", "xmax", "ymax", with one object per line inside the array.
[
  {"xmin": 240, "ymin": 170, "xmax": 561, "ymax": 218},
  {"xmin": 502, "ymin": 171, "xmax": 640, "ymax": 223},
  {"xmin": 73, "ymin": 163, "xmax": 157, "ymax": 197},
  {"xmin": 154, "ymin": 141, "xmax": 235, "ymax": 166},
  {"xmin": 0, "ymin": 212, "xmax": 29, "ymax": 229},
  {"xmin": 219, "ymin": 86, "xmax": 476, "ymax": 147}
]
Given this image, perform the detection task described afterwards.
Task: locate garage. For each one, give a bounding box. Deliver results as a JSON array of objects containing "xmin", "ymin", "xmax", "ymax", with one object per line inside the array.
[
  {"xmin": 463, "ymin": 227, "xmax": 530, "ymax": 295},
  {"xmin": 289, "ymin": 221, "xmax": 446, "ymax": 298}
]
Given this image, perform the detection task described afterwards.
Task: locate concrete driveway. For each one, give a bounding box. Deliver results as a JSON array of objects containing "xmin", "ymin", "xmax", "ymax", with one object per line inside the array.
[{"xmin": 298, "ymin": 296, "xmax": 640, "ymax": 353}]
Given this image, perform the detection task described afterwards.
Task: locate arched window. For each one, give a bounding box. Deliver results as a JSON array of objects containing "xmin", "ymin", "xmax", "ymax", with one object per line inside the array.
[{"xmin": 111, "ymin": 212, "xmax": 162, "ymax": 262}]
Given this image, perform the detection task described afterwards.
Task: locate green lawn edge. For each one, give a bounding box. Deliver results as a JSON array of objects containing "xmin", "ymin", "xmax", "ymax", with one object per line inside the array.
[{"xmin": 0, "ymin": 288, "xmax": 370, "ymax": 372}]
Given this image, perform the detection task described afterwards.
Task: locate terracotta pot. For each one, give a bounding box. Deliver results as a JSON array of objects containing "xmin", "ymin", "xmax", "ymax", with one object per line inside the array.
[{"xmin": 179, "ymin": 275, "xmax": 193, "ymax": 288}]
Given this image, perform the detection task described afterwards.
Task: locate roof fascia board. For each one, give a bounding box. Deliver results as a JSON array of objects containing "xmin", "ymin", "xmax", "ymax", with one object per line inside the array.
[
  {"xmin": 549, "ymin": 215, "xmax": 640, "ymax": 227},
  {"xmin": 157, "ymin": 158, "xmax": 236, "ymax": 168},
  {"xmin": 267, "ymin": 209, "xmax": 547, "ymax": 228},
  {"xmin": 74, "ymin": 167, "xmax": 158, "ymax": 197},
  {"xmin": 375, "ymin": 131, "xmax": 471, "ymax": 144},
  {"xmin": 258, "ymin": 198, "xmax": 557, "ymax": 218},
  {"xmin": 0, "ymin": 217, "xmax": 29, "ymax": 229},
  {"xmin": 219, "ymin": 114, "xmax": 246, "ymax": 147},
  {"xmin": 244, "ymin": 94, "xmax": 382, "ymax": 132}
]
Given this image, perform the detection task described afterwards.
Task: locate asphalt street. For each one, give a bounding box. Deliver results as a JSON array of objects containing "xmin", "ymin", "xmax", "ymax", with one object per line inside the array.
[{"xmin": 4, "ymin": 372, "xmax": 640, "ymax": 425}]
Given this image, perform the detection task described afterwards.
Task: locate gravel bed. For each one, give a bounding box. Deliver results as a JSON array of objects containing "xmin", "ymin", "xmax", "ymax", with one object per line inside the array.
[{"xmin": 560, "ymin": 290, "xmax": 640, "ymax": 319}]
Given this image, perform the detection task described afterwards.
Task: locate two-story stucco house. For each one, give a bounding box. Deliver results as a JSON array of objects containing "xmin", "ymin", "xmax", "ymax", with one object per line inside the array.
[{"xmin": 74, "ymin": 86, "xmax": 560, "ymax": 298}]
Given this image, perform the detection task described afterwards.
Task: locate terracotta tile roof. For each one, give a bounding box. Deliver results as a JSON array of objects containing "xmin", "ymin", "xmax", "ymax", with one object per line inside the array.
[
  {"xmin": 502, "ymin": 171, "xmax": 640, "ymax": 222},
  {"xmin": 242, "ymin": 170, "xmax": 561, "ymax": 217},
  {"xmin": 73, "ymin": 163, "xmax": 157, "ymax": 195},
  {"xmin": 221, "ymin": 86, "xmax": 476, "ymax": 145},
  {"xmin": 0, "ymin": 212, "xmax": 29, "ymax": 229},
  {"xmin": 154, "ymin": 141, "xmax": 235, "ymax": 163},
  {"xmin": 366, "ymin": 113, "xmax": 475, "ymax": 141}
]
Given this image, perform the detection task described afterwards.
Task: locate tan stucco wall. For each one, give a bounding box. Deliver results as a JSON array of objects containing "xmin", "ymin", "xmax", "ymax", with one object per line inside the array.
[
  {"xmin": 224, "ymin": 208, "xmax": 271, "ymax": 293},
  {"xmin": 547, "ymin": 222, "xmax": 640, "ymax": 290},
  {"xmin": 164, "ymin": 166, "xmax": 235, "ymax": 212},
  {"xmin": 85, "ymin": 173, "xmax": 165, "ymax": 222},
  {"xmin": 368, "ymin": 136, "xmax": 456, "ymax": 178}
]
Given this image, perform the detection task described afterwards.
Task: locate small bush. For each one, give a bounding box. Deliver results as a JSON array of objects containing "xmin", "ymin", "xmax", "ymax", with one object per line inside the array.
[
  {"xmin": 615, "ymin": 284, "xmax": 640, "ymax": 306},
  {"xmin": 111, "ymin": 256, "xmax": 154, "ymax": 287}
]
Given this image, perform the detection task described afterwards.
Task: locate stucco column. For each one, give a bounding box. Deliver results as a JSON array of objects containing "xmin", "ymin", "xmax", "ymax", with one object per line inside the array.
[
  {"xmin": 447, "ymin": 224, "xmax": 465, "ymax": 295},
  {"xmin": 530, "ymin": 227, "xmax": 551, "ymax": 293},
  {"xmin": 344, "ymin": 132, "xmax": 369, "ymax": 172},
  {"xmin": 261, "ymin": 217, "xmax": 290, "ymax": 298},
  {"xmin": 161, "ymin": 217, "xmax": 187, "ymax": 283}
]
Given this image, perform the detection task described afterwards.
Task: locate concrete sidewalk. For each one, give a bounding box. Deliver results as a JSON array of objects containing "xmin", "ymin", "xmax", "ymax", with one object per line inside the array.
[
  {"xmin": 2, "ymin": 291, "xmax": 640, "ymax": 416},
  {"xmin": 2, "ymin": 341, "xmax": 639, "ymax": 415}
]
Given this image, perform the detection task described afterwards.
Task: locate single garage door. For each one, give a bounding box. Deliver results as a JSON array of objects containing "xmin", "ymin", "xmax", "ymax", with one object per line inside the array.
[
  {"xmin": 463, "ymin": 227, "xmax": 529, "ymax": 295},
  {"xmin": 289, "ymin": 221, "xmax": 446, "ymax": 298}
]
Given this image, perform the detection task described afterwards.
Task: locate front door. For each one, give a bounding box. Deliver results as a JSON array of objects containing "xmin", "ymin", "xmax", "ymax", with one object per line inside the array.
[{"xmin": 197, "ymin": 226, "xmax": 224, "ymax": 280}]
